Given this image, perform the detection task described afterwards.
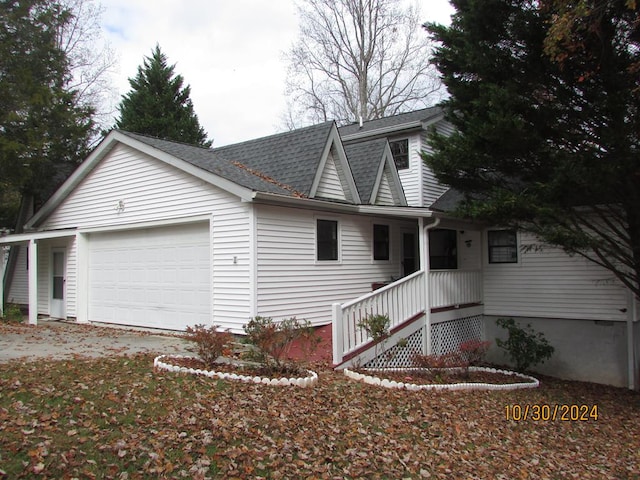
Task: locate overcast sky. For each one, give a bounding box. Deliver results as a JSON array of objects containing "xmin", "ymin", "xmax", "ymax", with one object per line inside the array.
[{"xmin": 99, "ymin": 0, "xmax": 455, "ymax": 147}]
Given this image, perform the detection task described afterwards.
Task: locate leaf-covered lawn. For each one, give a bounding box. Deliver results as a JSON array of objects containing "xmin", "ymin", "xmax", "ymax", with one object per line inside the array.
[{"xmin": 0, "ymin": 354, "xmax": 638, "ymax": 479}]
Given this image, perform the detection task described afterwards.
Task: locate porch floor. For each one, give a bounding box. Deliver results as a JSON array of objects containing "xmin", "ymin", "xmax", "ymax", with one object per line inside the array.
[{"xmin": 286, "ymin": 324, "xmax": 333, "ymax": 364}]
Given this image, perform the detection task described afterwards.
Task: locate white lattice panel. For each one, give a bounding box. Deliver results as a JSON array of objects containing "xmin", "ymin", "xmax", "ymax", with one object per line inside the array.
[
  {"xmin": 365, "ymin": 315, "xmax": 484, "ymax": 368},
  {"xmin": 431, "ymin": 315, "xmax": 484, "ymax": 355},
  {"xmin": 365, "ymin": 328, "xmax": 423, "ymax": 369}
]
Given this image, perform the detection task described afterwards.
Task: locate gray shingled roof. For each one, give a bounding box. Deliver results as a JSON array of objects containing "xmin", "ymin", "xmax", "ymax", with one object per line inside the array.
[
  {"xmin": 344, "ymin": 139, "xmax": 388, "ymax": 203},
  {"xmin": 430, "ymin": 188, "xmax": 464, "ymax": 212},
  {"xmin": 118, "ymin": 121, "xmax": 335, "ymax": 197},
  {"xmin": 213, "ymin": 121, "xmax": 334, "ymax": 197},
  {"xmin": 339, "ymin": 106, "xmax": 442, "ymax": 139}
]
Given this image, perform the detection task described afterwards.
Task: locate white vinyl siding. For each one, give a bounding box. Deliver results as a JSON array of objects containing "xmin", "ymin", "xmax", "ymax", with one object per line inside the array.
[
  {"xmin": 211, "ymin": 203, "xmax": 252, "ymax": 333},
  {"xmin": 255, "ymin": 204, "xmax": 415, "ymax": 325},
  {"xmin": 42, "ymin": 144, "xmax": 234, "ymax": 230},
  {"xmin": 374, "ymin": 172, "xmax": 395, "ymax": 206},
  {"xmin": 315, "ymin": 152, "xmax": 347, "ymax": 201},
  {"xmin": 484, "ymin": 231, "xmax": 628, "ymax": 321},
  {"xmin": 420, "ymin": 125, "xmax": 450, "ymax": 207},
  {"xmin": 396, "ymin": 134, "xmax": 422, "ymax": 206},
  {"xmin": 34, "ymin": 143, "xmax": 254, "ymax": 331},
  {"xmin": 6, "ymin": 245, "xmax": 28, "ymax": 305}
]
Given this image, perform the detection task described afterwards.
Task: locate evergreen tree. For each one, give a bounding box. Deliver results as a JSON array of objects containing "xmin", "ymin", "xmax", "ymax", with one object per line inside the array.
[
  {"xmin": 0, "ymin": 0, "xmax": 94, "ymax": 228},
  {"xmin": 115, "ymin": 45, "xmax": 212, "ymax": 147},
  {"xmin": 423, "ymin": 1, "xmax": 640, "ymax": 297}
]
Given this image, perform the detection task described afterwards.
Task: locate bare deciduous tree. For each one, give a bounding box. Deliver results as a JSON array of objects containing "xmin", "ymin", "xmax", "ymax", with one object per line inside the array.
[
  {"xmin": 283, "ymin": 0, "xmax": 442, "ymax": 128},
  {"xmin": 56, "ymin": 0, "xmax": 117, "ymax": 138}
]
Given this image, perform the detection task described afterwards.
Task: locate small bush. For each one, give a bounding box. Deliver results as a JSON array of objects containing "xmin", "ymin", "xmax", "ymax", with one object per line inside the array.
[
  {"xmin": 496, "ymin": 318, "xmax": 554, "ymax": 372},
  {"xmin": 357, "ymin": 313, "xmax": 390, "ymax": 341},
  {"xmin": 458, "ymin": 339, "xmax": 491, "ymax": 366},
  {"xmin": 411, "ymin": 351, "xmax": 464, "ymax": 370},
  {"xmin": 184, "ymin": 324, "xmax": 232, "ymax": 369},
  {"xmin": 1, "ymin": 304, "xmax": 23, "ymax": 324},
  {"xmin": 243, "ymin": 316, "xmax": 317, "ymax": 372}
]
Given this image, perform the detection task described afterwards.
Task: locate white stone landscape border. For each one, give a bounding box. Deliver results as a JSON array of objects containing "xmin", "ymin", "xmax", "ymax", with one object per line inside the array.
[
  {"xmin": 154, "ymin": 355, "xmax": 318, "ymax": 388},
  {"xmin": 344, "ymin": 366, "xmax": 539, "ymax": 391}
]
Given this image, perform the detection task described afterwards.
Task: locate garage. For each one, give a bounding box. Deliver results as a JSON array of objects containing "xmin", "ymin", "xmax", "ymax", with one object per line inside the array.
[{"xmin": 88, "ymin": 222, "xmax": 210, "ymax": 330}]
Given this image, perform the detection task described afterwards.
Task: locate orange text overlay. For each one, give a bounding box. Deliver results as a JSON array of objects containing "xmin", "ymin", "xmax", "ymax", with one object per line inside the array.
[{"xmin": 505, "ymin": 404, "xmax": 598, "ymax": 421}]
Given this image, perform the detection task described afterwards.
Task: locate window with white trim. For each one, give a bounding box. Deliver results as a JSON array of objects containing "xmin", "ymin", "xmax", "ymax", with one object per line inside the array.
[
  {"xmin": 389, "ymin": 139, "xmax": 409, "ymax": 170},
  {"xmin": 373, "ymin": 224, "xmax": 390, "ymax": 261},
  {"xmin": 317, "ymin": 219, "xmax": 338, "ymax": 261},
  {"xmin": 488, "ymin": 230, "xmax": 518, "ymax": 263}
]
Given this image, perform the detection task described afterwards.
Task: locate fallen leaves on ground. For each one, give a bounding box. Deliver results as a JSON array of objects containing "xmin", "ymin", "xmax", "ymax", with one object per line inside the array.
[{"xmin": 0, "ymin": 353, "xmax": 638, "ymax": 479}]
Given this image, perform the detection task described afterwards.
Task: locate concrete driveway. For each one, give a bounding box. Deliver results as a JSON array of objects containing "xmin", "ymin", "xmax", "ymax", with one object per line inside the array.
[{"xmin": 0, "ymin": 319, "xmax": 192, "ymax": 363}]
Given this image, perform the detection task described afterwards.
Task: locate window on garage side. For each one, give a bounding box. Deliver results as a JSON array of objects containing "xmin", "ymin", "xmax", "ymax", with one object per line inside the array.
[
  {"xmin": 373, "ymin": 224, "xmax": 390, "ymax": 261},
  {"xmin": 389, "ymin": 139, "xmax": 409, "ymax": 170},
  {"xmin": 488, "ymin": 230, "xmax": 518, "ymax": 263},
  {"xmin": 317, "ymin": 219, "xmax": 338, "ymax": 261}
]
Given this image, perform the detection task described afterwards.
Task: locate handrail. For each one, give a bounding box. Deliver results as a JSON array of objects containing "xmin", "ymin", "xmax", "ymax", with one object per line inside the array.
[{"xmin": 333, "ymin": 270, "xmax": 426, "ymax": 365}]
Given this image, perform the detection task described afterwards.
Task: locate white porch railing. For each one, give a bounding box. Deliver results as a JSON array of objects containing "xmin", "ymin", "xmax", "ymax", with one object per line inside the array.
[
  {"xmin": 430, "ymin": 270, "xmax": 483, "ymax": 309},
  {"xmin": 332, "ymin": 269, "xmax": 484, "ymax": 366},
  {"xmin": 332, "ymin": 270, "xmax": 426, "ymax": 365}
]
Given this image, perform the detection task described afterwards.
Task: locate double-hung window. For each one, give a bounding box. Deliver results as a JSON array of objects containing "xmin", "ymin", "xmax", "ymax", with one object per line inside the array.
[
  {"xmin": 488, "ymin": 230, "xmax": 518, "ymax": 264},
  {"xmin": 373, "ymin": 224, "xmax": 390, "ymax": 261},
  {"xmin": 317, "ymin": 219, "xmax": 338, "ymax": 261},
  {"xmin": 389, "ymin": 139, "xmax": 409, "ymax": 170}
]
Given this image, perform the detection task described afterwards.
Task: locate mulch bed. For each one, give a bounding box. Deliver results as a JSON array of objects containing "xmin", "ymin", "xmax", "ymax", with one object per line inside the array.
[{"xmin": 353, "ymin": 367, "xmax": 532, "ymax": 385}]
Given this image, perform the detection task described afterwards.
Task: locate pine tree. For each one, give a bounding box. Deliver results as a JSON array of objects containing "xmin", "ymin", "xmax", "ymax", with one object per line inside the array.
[
  {"xmin": 423, "ymin": 1, "xmax": 640, "ymax": 297},
  {"xmin": 115, "ymin": 45, "xmax": 212, "ymax": 147},
  {"xmin": 0, "ymin": 0, "xmax": 95, "ymax": 228}
]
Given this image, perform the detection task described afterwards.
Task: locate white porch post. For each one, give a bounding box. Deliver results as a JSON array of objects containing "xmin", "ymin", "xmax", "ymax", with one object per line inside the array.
[
  {"xmin": 332, "ymin": 302, "xmax": 343, "ymax": 366},
  {"xmin": 0, "ymin": 245, "xmax": 6, "ymax": 318},
  {"xmin": 421, "ymin": 217, "xmax": 440, "ymax": 355},
  {"xmin": 76, "ymin": 233, "xmax": 89, "ymax": 323},
  {"xmin": 627, "ymin": 289, "xmax": 637, "ymax": 390},
  {"xmin": 28, "ymin": 239, "xmax": 38, "ymax": 325}
]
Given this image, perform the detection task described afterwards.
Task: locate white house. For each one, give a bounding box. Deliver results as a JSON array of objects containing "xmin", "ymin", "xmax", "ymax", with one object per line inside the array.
[{"xmin": 1, "ymin": 107, "xmax": 638, "ymax": 389}]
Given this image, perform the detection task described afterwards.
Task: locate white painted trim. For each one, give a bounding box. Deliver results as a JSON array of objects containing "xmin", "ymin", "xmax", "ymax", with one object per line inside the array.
[
  {"xmin": 28, "ymin": 240, "xmax": 38, "ymax": 325},
  {"xmin": 49, "ymin": 247, "xmax": 67, "ymax": 319},
  {"xmin": 314, "ymin": 215, "xmax": 342, "ymax": 264},
  {"xmin": 248, "ymin": 204, "xmax": 258, "ymax": 318},
  {"xmin": 371, "ymin": 221, "xmax": 392, "ymax": 264},
  {"xmin": 380, "ymin": 143, "xmax": 408, "ymax": 206},
  {"xmin": 75, "ymin": 232, "xmax": 89, "ymax": 323},
  {"xmin": 309, "ymin": 126, "xmax": 361, "ymax": 203},
  {"xmin": 0, "ymin": 246, "xmax": 5, "ymax": 317},
  {"xmin": 417, "ymin": 136, "xmax": 425, "ymax": 208},
  {"xmin": 339, "ymin": 110, "xmax": 444, "ymax": 142},
  {"xmin": 431, "ymin": 305, "xmax": 484, "ymax": 324},
  {"xmin": 209, "ymin": 215, "xmax": 216, "ymax": 325},
  {"xmin": 252, "ymin": 191, "xmax": 434, "ymax": 219},
  {"xmin": 79, "ymin": 214, "xmax": 212, "ymax": 235},
  {"xmin": 26, "ymin": 131, "xmax": 254, "ymax": 228},
  {"xmin": 1, "ymin": 215, "xmax": 213, "ymax": 245},
  {"xmin": 422, "ymin": 217, "xmax": 441, "ymax": 355},
  {"xmin": 0, "ymin": 229, "xmax": 77, "ymax": 245}
]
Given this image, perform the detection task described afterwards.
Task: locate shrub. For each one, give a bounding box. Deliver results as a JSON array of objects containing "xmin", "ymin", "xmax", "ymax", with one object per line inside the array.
[
  {"xmin": 243, "ymin": 316, "xmax": 317, "ymax": 371},
  {"xmin": 357, "ymin": 313, "xmax": 390, "ymax": 342},
  {"xmin": 411, "ymin": 351, "xmax": 465, "ymax": 370},
  {"xmin": 458, "ymin": 339, "xmax": 491, "ymax": 366},
  {"xmin": 184, "ymin": 324, "xmax": 232, "ymax": 369},
  {"xmin": 496, "ymin": 318, "xmax": 554, "ymax": 372},
  {"xmin": 1, "ymin": 304, "xmax": 23, "ymax": 324}
]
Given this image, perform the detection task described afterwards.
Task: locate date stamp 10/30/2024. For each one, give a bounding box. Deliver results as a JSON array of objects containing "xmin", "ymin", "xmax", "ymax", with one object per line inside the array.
[{"xmin": 505, "ymin": 404, "xmax": 599, "ymax": 421}]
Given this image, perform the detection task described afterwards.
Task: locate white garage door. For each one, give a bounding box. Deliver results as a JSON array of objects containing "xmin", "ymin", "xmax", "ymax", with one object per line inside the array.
[{"xmin": 88, "ymin": 223, "xmax": 210, "ymax": 330}]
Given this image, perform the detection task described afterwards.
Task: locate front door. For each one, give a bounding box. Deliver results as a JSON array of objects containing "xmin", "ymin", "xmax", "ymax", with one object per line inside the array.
[
  {"xmin": 50, "ymin": 248, "xmax": 66, "ymax": 319},
  {"xmin": 402, "ymin": 232, "xmax": 418, "ymax": 277}
]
